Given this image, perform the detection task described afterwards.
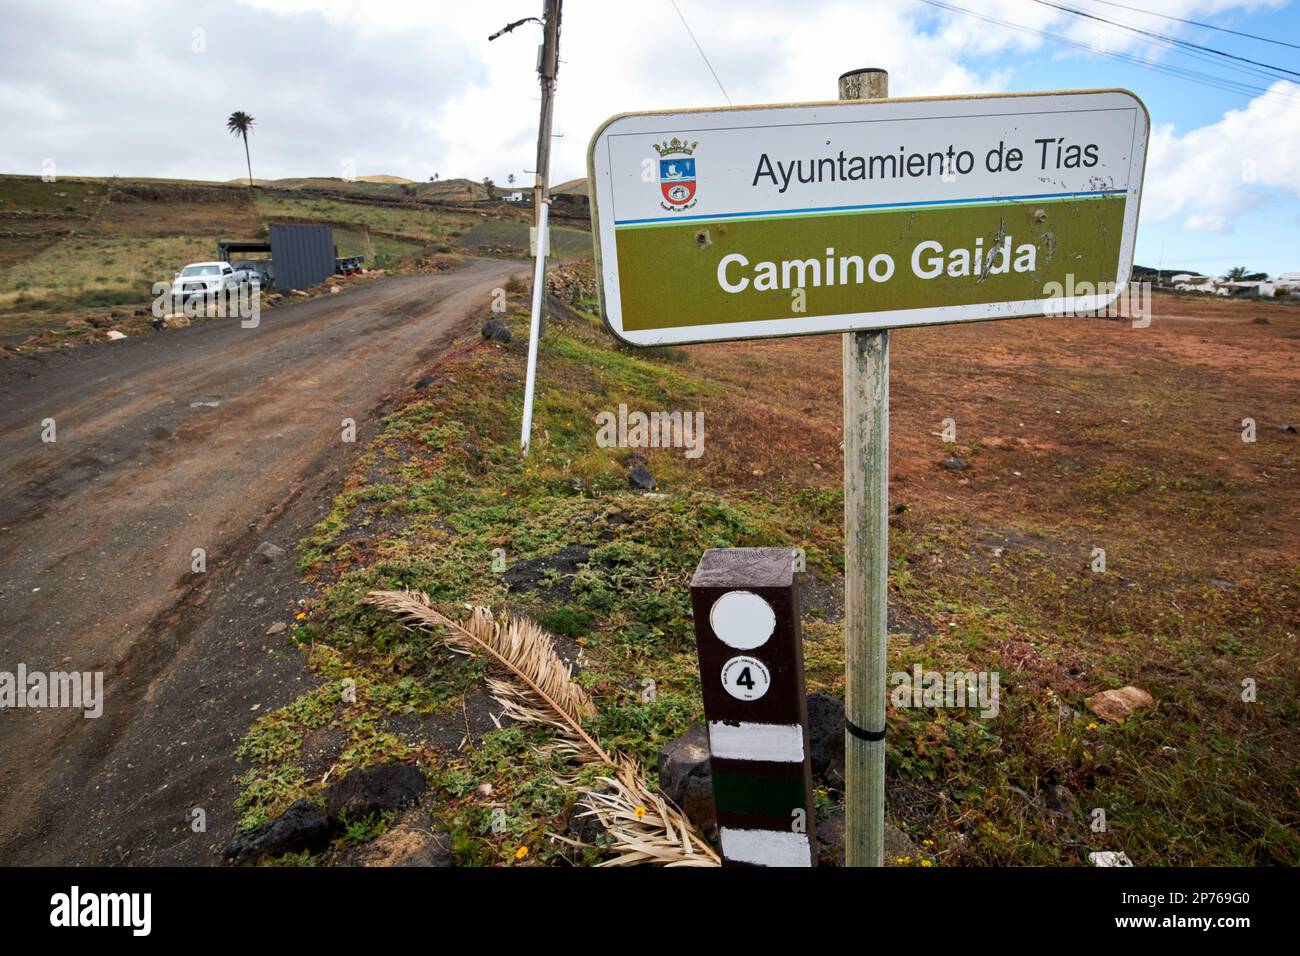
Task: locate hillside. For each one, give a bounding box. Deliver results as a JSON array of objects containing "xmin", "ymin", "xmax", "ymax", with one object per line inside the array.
[
  {"xmin": 551, "ymin": 177, "xmax": 588, "ymax": 195},
  {"xmin": 0, "ymin": 174, "xmax": 593, "ymax": 346},
  {"xmin": 222, "ymin": 175, "xmax": 495, "ymax": 201}
]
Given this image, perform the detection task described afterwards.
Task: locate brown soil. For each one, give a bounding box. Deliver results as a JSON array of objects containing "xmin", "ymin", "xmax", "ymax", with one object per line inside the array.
[
  {"xmin": 0, "ymin": 258, "xmax": 525, "ymax": 864},
  {"xmin": 688, "ymin": 293, "xmax": 1299, "ymax": 565}
]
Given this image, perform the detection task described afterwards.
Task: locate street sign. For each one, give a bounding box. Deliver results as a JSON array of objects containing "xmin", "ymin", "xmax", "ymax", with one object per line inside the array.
[{"xmin": 588, "ymin": 90, "xmax": 1149, "ymax": 346}]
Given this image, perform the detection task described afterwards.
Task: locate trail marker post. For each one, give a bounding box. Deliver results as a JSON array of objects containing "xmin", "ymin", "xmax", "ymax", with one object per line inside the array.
[
  {"xmin": 587, "ymin": 75, "xmax": 1149, "ymax": 866},
  {"xmin": 689, "ymin": 548, "xmax": 816, "ymax": 867}
]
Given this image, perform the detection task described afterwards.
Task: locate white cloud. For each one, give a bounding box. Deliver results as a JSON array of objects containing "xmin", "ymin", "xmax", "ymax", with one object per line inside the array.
[
  {"xmin": 1144, "ymin": 80, "xmax": 1300, "ymax": 233},
  {"xmin": 431, "ymin": 0, "xmax": 1293, "ymax": 185},
  {"xmin": 0, "ymin": 0, "xmax": 1292, "ymax": 204},
  {"xmin": 437, "ymin": 0, "xmax": 1033, "ymax": 185}
]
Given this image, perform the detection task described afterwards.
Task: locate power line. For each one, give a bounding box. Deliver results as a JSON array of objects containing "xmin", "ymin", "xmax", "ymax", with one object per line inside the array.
[
  {"xmin": 919, "ymin": 0, "xmax": 1291, "ymax": 99},
  {"xmin": 1025, "ymin": 0, "xmax": 1300, "ymax": 81},
  {"xmin": 913, "ymin": 0, "xmax": 1300, "ymax": 107},
  {"xmin": 670, "ymin": 0, "xmax": 733, "ymax": 105},
  {"xmin": 1079, "ymin": 0, "xmax": 1300, "ymax": 52},
  {"xmin": 1056, "ymin": 13, "xmax": 1300, "ymax": 89},
  {"xmin": 923, "ymin": 0, "xmax": 1300, "ymax": 106},
  {"xmin": 1042, "ymin": 12, "xmax": 1296, "ymax": 91}
]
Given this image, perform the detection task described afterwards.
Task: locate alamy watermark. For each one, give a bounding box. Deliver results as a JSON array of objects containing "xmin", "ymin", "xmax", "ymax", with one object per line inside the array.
[
  {"xmin": 0, "ymin": 664, "xmax": 103, "ymax": 718},
  {"xmin": 890, "ymin": 664, "xmax": 1000, "ymax": 718},
  {"xmin": 151, "ymin": 281, "xmax": 261, "ymax": 328},
  {"xmin": 50, "ymin": 886, "xmax": 150, "ymax": 936},
  {"xmin": 595, "ymin": 403, "xmax": 704, "ymax": 459},
  {"xmin": 1042, "ymin": 275, "xmax": 1151, "ymax": 327}
]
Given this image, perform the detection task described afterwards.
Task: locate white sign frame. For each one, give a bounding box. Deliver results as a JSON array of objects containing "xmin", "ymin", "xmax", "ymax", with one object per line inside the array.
[{"xmin": 587, "ymin": 89, "xmax": 1150, "ymax": 347}]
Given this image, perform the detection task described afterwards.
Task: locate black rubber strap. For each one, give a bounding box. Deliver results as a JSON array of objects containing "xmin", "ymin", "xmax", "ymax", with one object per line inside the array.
[{"xmin": 846, "ymin": 718, "xmax": 886, "ymax": 742}]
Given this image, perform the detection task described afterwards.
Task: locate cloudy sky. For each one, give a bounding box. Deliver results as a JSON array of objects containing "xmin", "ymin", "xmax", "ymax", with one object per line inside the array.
[{"xmin": 2, "ymin": 0, "xmax": 1298, "ymax": 273}]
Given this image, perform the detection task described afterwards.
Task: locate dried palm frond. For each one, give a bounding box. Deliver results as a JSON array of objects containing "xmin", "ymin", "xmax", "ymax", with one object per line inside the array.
[
  {"xmin": 562, "ymin": 756, "xmax": 720, "ymax": 867},
  {"xmin": 365, "ymin": 591, "xmax": 607, "ymax": 763},
  {"xmin": 365, "ymin": 589, "xmax": 719, "ymax": 867}
]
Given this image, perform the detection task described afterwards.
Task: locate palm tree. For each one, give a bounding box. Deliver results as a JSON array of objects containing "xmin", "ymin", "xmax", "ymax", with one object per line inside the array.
[
  {"xmin": 1223, "ymin": 266, "xmax": 1249, "ymax": 281},
  {"xmin": 226, "ymin": 111, "xmax": 255, "ymax": 187}
]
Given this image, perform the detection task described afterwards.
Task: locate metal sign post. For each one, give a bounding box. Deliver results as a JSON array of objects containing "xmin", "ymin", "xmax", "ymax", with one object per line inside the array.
[{"xmin": 839, "ymin": 67, "xmax": 889, "ymax": 868}]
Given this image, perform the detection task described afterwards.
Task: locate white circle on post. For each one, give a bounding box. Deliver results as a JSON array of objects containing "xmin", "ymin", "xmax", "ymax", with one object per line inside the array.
[
  {"xmin": 720, "ymin": 655, "xmax": 771, "ymax": 701},
  {"xmin": 709, "ymin": 590, "xmax": 775, "ymax": 650}
]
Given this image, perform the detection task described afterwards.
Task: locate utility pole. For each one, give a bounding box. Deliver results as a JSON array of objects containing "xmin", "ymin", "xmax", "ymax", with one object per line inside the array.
[
  {"xmin": 488, "ymin": 1, "xmax": 562, "ymax": 220},
  {"xmin": 534, "ymin": 0, "xmax": 562, "ymax": 223},
  {"xmin": 839, "ymin": 67, "xmax": 890, "ymax": 868},
  {"xmin": 493, "ymin": 1, "xmax": 561, "ymax": 455},
  {"xmin": 531, "ymin": 1, "xmax": 560, "ymax": 341}
]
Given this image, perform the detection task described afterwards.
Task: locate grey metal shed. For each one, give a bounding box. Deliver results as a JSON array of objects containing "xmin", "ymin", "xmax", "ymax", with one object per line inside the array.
[{"xmin": 269, "ymin": 223, "xmax": 336, "ymax": 291}]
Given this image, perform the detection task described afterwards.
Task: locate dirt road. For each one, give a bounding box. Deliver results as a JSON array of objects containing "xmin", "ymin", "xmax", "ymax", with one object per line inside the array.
[{"xmin": 0, "ymin": 258, "xmax": 523, "ymax": 864}]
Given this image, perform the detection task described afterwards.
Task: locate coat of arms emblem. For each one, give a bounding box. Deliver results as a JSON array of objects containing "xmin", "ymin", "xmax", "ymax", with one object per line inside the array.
[{"xmin": 654, "ymin": 137, "xmax": 699, "ymax": 211}]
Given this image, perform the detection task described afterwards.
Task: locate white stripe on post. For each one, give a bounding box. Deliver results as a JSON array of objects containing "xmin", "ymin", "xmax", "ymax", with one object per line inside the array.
[
  {"xmin": 719, "ymin": 828, "xmax": 814, "ymax": 868},
  {"xmin": 707, "ymin": 721, "xmax": 805, "ymax": 763}
]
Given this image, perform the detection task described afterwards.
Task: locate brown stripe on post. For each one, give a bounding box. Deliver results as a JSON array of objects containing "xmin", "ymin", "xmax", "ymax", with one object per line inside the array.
[{"xmin": 690, "ymin": 547, "xmax": 817, "ymax": 867}]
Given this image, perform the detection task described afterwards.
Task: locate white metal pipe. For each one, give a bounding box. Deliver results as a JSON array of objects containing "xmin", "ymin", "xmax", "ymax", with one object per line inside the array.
[{"xmin": 520, "ymin": 200, "xmax": 549, "ymax": 455}]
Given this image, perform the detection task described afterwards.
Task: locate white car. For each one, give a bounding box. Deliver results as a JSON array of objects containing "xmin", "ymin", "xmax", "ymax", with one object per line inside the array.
[{"xmin": 171, "ymin": 261, "xmax": 259, "ymax": 301}]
